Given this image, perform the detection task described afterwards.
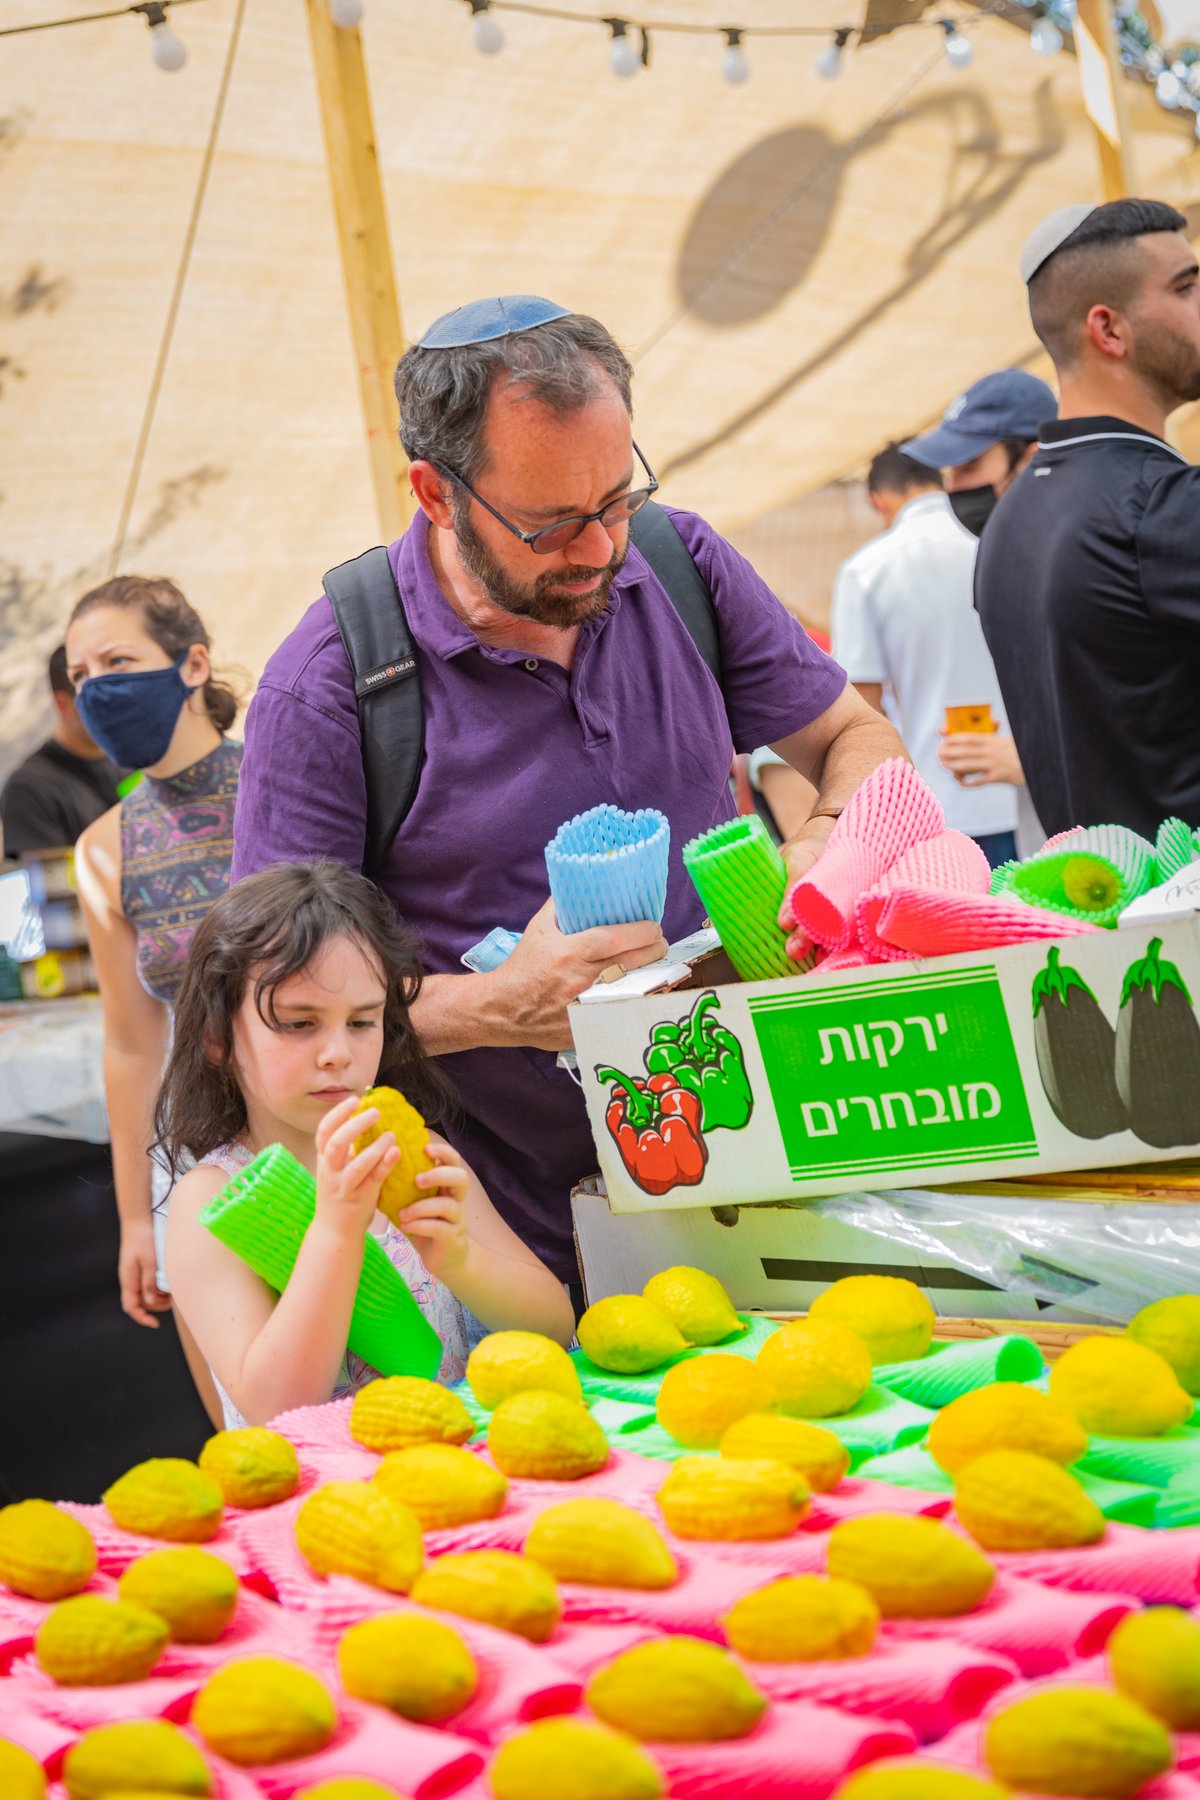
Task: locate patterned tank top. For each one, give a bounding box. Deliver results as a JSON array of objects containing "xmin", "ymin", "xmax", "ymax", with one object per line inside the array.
[
  {"xmin": 197, "ymin": 1142, "xmax": 484, "ymax": 1430},
  {"xmin": 119, "ymin": 739, "xmax": 242, "ymax": 1005}
]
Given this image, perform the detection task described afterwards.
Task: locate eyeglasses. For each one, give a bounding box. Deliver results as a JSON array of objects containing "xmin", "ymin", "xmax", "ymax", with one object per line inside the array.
[{"xmin": 438, "ymin": 441, "xmax": 658, "ymax": 556}]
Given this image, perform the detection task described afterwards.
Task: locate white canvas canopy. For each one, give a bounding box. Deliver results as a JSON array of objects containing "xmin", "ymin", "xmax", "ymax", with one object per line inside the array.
[{"xmin": 2, "ymin": 0, "xmax": 1198, "ymax": 772}]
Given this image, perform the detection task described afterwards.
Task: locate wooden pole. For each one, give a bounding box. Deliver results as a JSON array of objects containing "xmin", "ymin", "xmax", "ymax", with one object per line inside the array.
[
  {"xmin": 305, "ymin": 0, "xmax": 412, "ymax": 538},
  {"xmin": 1074, "ymin": 0, "xmax": 1136, "ymax": 200}
]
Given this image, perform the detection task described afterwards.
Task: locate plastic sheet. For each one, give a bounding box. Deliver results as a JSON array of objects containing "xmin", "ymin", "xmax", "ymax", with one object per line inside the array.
[{"xmin": 814, "ymin": 1189, "xmax": 1200, "ymax": 1325}]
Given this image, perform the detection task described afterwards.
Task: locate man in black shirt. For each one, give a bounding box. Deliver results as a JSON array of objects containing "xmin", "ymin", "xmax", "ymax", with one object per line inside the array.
[
  {"xmin": 975, "ymin": 197, "xmax": 1200, "ymax": 841},
  {"xmin": 2, "ymin": 646, "xmax": 121, "ymax": 859}
]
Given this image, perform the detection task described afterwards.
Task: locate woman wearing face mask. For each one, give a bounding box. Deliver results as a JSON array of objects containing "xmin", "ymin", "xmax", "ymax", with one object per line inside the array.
[{"xmin": 68, "ymin": 576, "xmax": 241, "ymax": 1425}]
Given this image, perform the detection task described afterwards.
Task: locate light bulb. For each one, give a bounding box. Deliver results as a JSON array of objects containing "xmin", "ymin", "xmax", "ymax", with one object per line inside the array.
[
  {"xmin": 472, "ymin": 9, "xmax": 504, "ymax": 52},
  {"xmin": 1030, "ymin": 17, "xmax": 1063, "ymax": 55},
  {"xmin": 1156, "ymin": 68, "xmax": 1183, "ymax": 106},
  {"xmin": 942, "ymin": 23, "xmax": 973, "ymax": 68},
  {"xmin": 609, "ymin": 27, "xmax": 640, "ymax": 78},
  {"xmin": 329, "ymin": 0, "xmax": 364, "ymax": 25},
  {"xmin": 150, "ymin": 20, "xmax": 187, "ymax": 70},
  {"xmin": 722, "ymin": 31, "xmax": 749, "ymax": 85}
]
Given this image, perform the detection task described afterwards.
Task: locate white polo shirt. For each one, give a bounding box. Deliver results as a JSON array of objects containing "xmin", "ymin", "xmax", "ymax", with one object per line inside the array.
[{"xmin": 832, "ymin": 491, "xmax": 1018, "ymax": 840}]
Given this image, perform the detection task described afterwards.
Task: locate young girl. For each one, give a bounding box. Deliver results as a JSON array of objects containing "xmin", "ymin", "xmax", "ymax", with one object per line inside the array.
[{"xmin": 157, "ymin": 861, "xmax": 575, "ymax": 1427}]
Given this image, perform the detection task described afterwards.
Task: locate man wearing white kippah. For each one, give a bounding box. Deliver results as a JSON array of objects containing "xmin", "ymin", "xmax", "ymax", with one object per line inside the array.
[{"xmin": 974, "ymin": 198, "xmax": 1200, "ymax": 840}]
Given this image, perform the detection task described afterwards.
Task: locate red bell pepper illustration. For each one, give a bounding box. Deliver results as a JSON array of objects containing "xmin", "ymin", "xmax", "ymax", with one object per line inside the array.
[{"xmin": 594, "ymin": 1065, "xmax": 709, "ymax": 1197}]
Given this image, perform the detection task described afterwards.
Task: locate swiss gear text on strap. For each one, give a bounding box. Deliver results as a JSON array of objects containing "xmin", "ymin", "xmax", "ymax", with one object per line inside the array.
[{"xmin": 323, "ymin": 502, "xmax": 722, "ymax": 874}]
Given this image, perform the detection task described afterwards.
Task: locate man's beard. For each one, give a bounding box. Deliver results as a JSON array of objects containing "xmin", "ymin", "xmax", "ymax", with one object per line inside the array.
[
  {"xmin": 452, "ymin": 493, "xmax": 626, "ymax": 629},
  {"xmin": 1136, "ymin": 320, "xmax": 1200, "ymax": 408}
]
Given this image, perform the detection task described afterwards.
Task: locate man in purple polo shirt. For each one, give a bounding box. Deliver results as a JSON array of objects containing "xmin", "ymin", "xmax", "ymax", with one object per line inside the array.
[{"xmin": 232, "ymin": 298, "xmax": 902, "ymax": 1285}]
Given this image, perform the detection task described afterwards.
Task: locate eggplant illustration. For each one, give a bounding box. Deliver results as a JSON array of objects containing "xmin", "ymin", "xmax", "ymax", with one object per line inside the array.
[
  {"xmin": 1032, "ymin": 945, "xmax": 1129, "ymax": 1138},
  {"xmin": 1116, "ymin": 937, "xmax": 1200, "ymax": 1149}
]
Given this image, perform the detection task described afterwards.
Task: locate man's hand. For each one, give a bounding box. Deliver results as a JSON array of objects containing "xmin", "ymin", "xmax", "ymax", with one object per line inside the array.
[
  {"xmin": 489, "ymin": 898, "xmax": 669, "ymax": 1051},
  {"xmin": 118, "ymin": 1220, "xmax": 172, "ymax": 1328},
  {"xmin": 777, "ymin": 814, "xmax": 837, "ymax": 958},
  {"xmin": 939, "ymin": 729, "xmax": 1024, "ymax": 788}
]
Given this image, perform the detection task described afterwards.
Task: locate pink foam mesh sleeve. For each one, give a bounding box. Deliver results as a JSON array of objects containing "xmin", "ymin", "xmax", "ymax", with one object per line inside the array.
[
  {"xmin": 873, "ymin": 888, "xmax": 1104, "ymax": 956},
  {"xmin": 205, "ymin": 1697, "xmax": 484, "ymax": 1799},
  {"xmin": 738, "ymin": 1637, "xmax": 1018, "ymax": 1743},
  {"xmin": 647, "ymin": 1695, "xmax": 916, "ymax": 1799},
  {"xmin": 988, "ymin": 1522, "xmax": 1200, "ymax": 1606},
  {"xmin": 3, "ymin": 1665, "xmax": 204, "ymax": 1732},
  {"xmin": 857, "ymin": 830, "xmax": 992, "ymax": 960},
  {"xmin": 57, "ymin": 1502, "xmax": 255, "ymax": 1581},
  {"xmin": 554, "ymin": 1548, "xmax": 782, "ymax": 1642},
  {"xmin": 880, "ymin": 1573, "xmax": 1135, "ymax": 1677}
]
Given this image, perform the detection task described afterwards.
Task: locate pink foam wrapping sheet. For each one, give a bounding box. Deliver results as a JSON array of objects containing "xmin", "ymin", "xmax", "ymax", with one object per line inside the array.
[
  {"xmin": 5, "ymin": 1663, "xmax": 205, "ymax": 1731},
  {"xmin": 988, "ymin": 1523, "xmax": 1200, "ymax": 1605},
  {"xmin": 0, "ymin": 1577, "xmax": 115, "ymax": 1674},
  {"xmin": 653, "ymin": 1518, "xmax": 829, "ymax": 1578},
  {"xmin": 737, "ymin": 1637, "xmax": 1019, "ymax": 1743},
  {"xmin": 0, "ymin": 1685, "xmax": 76, "ymax": 1766},
  {"xmin": 643, "ymin": 1696, "xmax": 917, "ymax": 1799},
  {"xmin": 856, "ymin": 830, "xmax": 993, "ymax": 960},
  {"xmin": 554, "ymin": 1547, "xmax": 782, "ymax": 1641},
  {"xmin": 546, "ymin": 1621, "xmax": 658, "ymax": 1680},
  {"xmin": 916, "ymin": 1703, "xmax": 1200, "ymax": 1799},
  {"xmin": 880, "ymin": 1574, "xmax": 1135, "ymax": 1677},
  {"xmin": 802, "ymin": 1477, "xmax": 952, "ymax": 1529},
  {"xmin": 814, "ymin": 946, "xmax": 889, "ymax": 971},
  {"xmin": 871, "ymin": 887, "xmax": 1104, "ymax": 956},
  {"xmin": 783, "ymin": 760, "xmax": 945, "ymax": 951},
  {"xmin": 57, "ymin": 1501, "xmax": 258, "ymax": 1583},
  {"xmin": 211, "ymin": 1696, "xmax": 484, "ymax": 1799}
]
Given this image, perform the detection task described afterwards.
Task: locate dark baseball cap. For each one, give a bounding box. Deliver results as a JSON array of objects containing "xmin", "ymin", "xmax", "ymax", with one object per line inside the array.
[
  {"xmin": 902, "ymin": 368, "xmax": 1057, "ymax": 468},
  {"xmin": 418, "ymin": 295, "xmax": 571, "ymax": 349}
]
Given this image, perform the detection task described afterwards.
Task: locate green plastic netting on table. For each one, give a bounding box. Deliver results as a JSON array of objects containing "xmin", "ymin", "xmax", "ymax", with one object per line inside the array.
[
  {"xmin": 852, "ymin": 1443, "xmax": 1160, "ymax": 1524},
  {"xmin": 789, "ymin": 1383, "xmax": 935, "ymax": 1460},
  {"xmin": 1155, "ymin": 816, "xmax": 1199, "ymax": 882},
  {"xmin": 1076, "ymin": 1423, "xmax": 1200, "ymax": 1489},
  {"xmin": 571, "ymin": 1315, "xmax": 780, "ymax": 1406},
  {"xmin": 1153, "ymin": 1468, "xmax": 1200, "ymax": 1527},
  {"xmin": 198, "ymin": 1142, "xmax": 443, "ymax": 1379},
  {"xmin": 681, "ymin": 814, "xmax": 798, "ymax": 980},
  {"xmin": 1009, "ymin": 850, "xmax": 1134, "ymax": 928},
  {"xmin": 873, "ymin": 1334, "xmax": 1045, "ymax": 1408}
]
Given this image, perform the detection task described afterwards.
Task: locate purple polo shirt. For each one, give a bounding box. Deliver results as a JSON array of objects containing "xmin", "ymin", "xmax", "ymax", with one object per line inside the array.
[{"xmin": 232, "ymin": 506, "xmax": 844, "ymax": 1278}]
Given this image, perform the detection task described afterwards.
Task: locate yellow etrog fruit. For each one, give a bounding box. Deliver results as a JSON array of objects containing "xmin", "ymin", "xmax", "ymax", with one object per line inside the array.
[
  {"xmin": 197, "ymin": 1428, "xmax": 299, "ymax": 1509},
  {"xmin": 62, "ymin": 1720, "xmax": 212, "ymax": 1799},
  {"xmin": 985, "ymin": 1686, "xmax": 1171, "ymax": 1798},
  {"xmin": 1050, "ymin": 1335, "xmax": 1193, "ymax": 1437},
  {"xmin": 294, "ymin": 1482, "xmax": 423, "ymax": 1593},
  {"xmin": 723, "ymin": 1574, "xmax": 879, "ymax": 1662},
  {"xmin": 0, "ymin": 1499, "xmax": 96, "ymax": 1600},
  {"xmin": 587, "ymin": 1636, "xmax": 767, "ymax": 1742},
  {"xmin": 642, "ymin": 1267, "xmax": 740, "ymax": 1346},
  {"xmin": 294, "ymin": 1783, "xmax": 412, "ymax": 1800},
  {"xmin": 411, "ymin": 1548, "xmax": 561, "ymax": 1642},
  {"xmin": 658, "ymin": 1455, "xmax": 810, "ymax": 1541},
  {"xmin": 353, "ymin": 1085, "xmax": 436, "ymax": 1226},
  {"xmin": 954, "ymin": 1450, "xmax": 1105, "ymax": 1552},
  {"xmin": 372, "ymin": 1443, "xmax": 507, "ymax": 1529},
  {"xmin": 103, "ymin": 1460, "xmax": 223, "ymax": 1543},
  {"xmin": 808, "ymin": 1276, "xmax": 935, "ymax": 1365},
  {"xmin": 835, "ymin": 1764, "xmax": 1013, "ymax": 1800},
  {"xmin": 524, "ymin": 1498, "xmax": 678, "ymax": 1589},
  {"xmin": 718, "ymin": 1414, "xmax": 850, "ymax": 1492},
  {"xmin": 655, "ymin": 1354, "xmax": 766, "ymax": 1449},
  {"xmin": 337, "ymin": 1611, "xmax": 477, "ymax": 1721},
  {"xmin": 35, "ymin": 1594, "xmax": 168, "ymax": 1686},
  {"xmin": 487, "ymin": 1390, "xmax": 608, "ymax": 1480},
  {"xmin": 928, "ymin": 1382, "xmax": 1088, "ymax": 1474},
  {"xmin": 1109, "ymin": 1605, "xmax": 1200, "ymax": 1730},
  {"xmin": 488, "ymin": 1718, "xmax": 665, "ymax": 1800},
  {"xmin": 576, "ymin": 1296, "xmax": 687, "ymax": 1376},
  {"xmin": 755, "ymin": 1319, "xmax": 872, "ymax": 1418},
  {"xmin": 826, "ymin": 1514, "xmax": 994, "ymax": 1617},
  {"xmin": 293, "ymin": 1783, "xmax": 411, "ymax": 1800},
  {"xmin": 466, "ymin": 1330, "xmax": 583, "ymax": 1409},
  {"xmin": 118, "ymin": 1547, "xmax": 238, "ymax": 1643},
  {"xmin": 349, "ymin": 1375, "xmax": 475, "ymax": 1453},
  {"xmin": 191, "ymin": 1656, "xmax": 336, "ymax": 1766},
  {"xmin": 0, "ymin": 1739, "xmax": 47, "ymax": 1800},
  {"xmin": 1128, "ymin": 1294, "xmax": 1200, "ymax": 1395}
]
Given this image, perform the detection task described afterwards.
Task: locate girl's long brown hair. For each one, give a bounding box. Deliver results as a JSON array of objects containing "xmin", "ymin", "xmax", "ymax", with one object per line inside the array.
[{"xmin": 155, "ymin": 861, "xmax": 456, "ymax": 1174}]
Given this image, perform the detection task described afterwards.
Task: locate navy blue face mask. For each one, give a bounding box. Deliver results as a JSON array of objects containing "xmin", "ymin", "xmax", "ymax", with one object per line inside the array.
[{"xmin": 75, "ymin": 651, "xmax": 196, "ymax": 771}]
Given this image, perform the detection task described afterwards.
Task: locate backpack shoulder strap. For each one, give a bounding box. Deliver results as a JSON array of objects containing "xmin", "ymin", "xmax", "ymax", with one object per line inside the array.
[
  {"xmin": 323, "ymin": 545, "xmax": 423, "ymax": 876},
  {"xmin": 629, "ymin": 500, "xmax": 722, "ymax": 683}
]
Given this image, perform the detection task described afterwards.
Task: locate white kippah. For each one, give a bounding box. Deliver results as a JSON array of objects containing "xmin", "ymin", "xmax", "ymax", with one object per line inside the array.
[{"xmin": 1019, "ymin": 202, "xmax": 1097, "ymax": 284}]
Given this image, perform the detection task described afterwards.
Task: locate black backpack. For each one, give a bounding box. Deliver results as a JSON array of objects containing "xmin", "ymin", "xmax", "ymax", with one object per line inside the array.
[{"xmin": 323, "ymin": 501, "xmax": 723, "ymax": 874}]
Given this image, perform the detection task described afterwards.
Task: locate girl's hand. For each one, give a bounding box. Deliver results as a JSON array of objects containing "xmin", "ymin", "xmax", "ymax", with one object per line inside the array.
[
  {"xmin": 314, "ymin": 1095, "xmax": 400, "ymax": 1242},
  {"xmin": 393, "ymin": 1135, "xmax": 472, "ymax": 1280}
]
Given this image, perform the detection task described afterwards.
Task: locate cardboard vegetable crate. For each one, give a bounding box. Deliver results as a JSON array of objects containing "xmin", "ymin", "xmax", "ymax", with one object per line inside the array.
[{"xmin": 570, "ymin": 918, "xmax": 1200, "ymax": 1216}]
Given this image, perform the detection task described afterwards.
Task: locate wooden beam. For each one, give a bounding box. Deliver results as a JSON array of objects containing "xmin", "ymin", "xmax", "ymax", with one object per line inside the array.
[
  {"xmin": 305, "ymin": 0, "xmax": 411, "ymax": 538},
  {"xmin": 1074, "ymin": 0, "xmax": 1137, "ymax": 200}
]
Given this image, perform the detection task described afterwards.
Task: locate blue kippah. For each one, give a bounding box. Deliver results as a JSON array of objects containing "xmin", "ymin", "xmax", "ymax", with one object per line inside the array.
[{"xmin": 417, "ymin": 294, "xmax": 571, "ymax": 349}]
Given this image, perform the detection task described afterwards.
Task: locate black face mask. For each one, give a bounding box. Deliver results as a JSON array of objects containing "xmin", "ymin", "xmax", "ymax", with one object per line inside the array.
[{"xmin": 948, "ymin": 484, "xmax": 998, "ymax": 538}]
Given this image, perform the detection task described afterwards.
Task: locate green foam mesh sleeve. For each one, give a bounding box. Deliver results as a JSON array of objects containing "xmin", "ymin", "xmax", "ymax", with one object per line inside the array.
[
  {"xmin": 682, "ymin": 815, "xmax": 797, "ymax": 980},
  {"xmin": 198, "ymin": 1142, "xmax": 443, "ymax": 1380},
  {"xmin": 874, "ymin": 1334, "xmax": 1044, "ymax": 1409}
]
